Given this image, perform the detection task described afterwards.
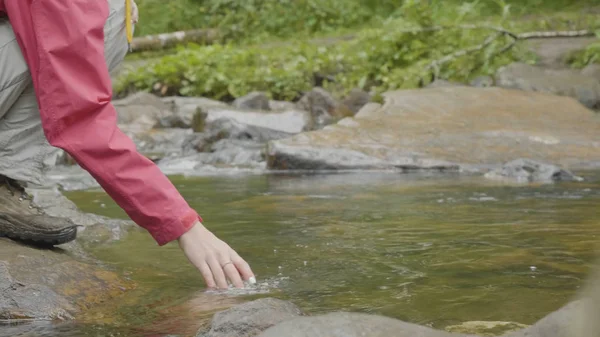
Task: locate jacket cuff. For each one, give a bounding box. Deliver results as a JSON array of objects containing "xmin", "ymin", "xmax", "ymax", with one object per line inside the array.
[{"xmin": 152, "ymin": 209, "xmax": 202, "ymax": 246}]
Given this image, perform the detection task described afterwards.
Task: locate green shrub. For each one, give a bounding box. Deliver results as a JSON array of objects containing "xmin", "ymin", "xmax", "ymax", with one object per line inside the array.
[{"xmin": 119, "ymin": 0, "xmax": 600, "ymax": 100}]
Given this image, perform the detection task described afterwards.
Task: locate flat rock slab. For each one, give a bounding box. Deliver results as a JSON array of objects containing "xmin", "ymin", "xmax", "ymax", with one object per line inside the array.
[{"xmin": 267, "ymin": 87, "xmax": 600, "ymax": 171}]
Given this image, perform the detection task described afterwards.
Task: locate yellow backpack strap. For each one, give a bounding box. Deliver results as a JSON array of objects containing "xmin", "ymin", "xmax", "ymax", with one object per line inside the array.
[{"xmin": 125, "ymin": 0, "xmax": 133, "ymax": 51}]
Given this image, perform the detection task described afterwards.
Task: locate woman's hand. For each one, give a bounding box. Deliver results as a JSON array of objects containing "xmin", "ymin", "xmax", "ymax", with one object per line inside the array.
[{"xmin": 178, "ymin": 221, "xmax": 256, "ymax": 289}]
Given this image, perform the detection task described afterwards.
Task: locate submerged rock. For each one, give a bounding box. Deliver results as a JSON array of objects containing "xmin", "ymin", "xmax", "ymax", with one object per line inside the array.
[
  {"xmin": 267, "ymin": 87, "xmax": 600, "ymax": 171},
  {"xmin": 495, "ymin": 62, "xmax": 600, "ymax": 109},
  {"xmin": 258, "ymin": 312, "xmax": 470, "ymax": 337},
  {"xmin": 484, "ymin": 159, "xmax": 583, "ymax": 183},
  {"xmin": 445, "ymin": 321, "xmax": 528, "ymax": 336},
  {"xmin": 198, "ymin": 298, "xmax": 303, "ymax": 337},
  {"xmin": 233, "ymin": 92, "xmax": 271, "ymax": 111}
]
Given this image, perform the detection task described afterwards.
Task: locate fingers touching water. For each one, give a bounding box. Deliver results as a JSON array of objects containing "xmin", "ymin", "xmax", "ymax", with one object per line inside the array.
[{"xmin": 178, "ymin": 221, "xmax": 256, "ymax": 289}]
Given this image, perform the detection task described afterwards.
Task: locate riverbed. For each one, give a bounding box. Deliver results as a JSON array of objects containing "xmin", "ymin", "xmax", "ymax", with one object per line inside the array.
[{"xmin": 10, "ymin": 170, "xmax": 600, "ymax": 337}]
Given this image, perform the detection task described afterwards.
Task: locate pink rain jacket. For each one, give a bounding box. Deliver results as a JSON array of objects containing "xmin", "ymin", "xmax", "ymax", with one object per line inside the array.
[{"xmin": 0, "ymin": 1, "xmax": 201, "ymax": 245}]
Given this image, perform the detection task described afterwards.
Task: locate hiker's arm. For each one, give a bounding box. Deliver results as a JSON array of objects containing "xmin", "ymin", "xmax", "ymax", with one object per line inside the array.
[
  {"xmin": 4, "ymin": 0, "xmax": 197, "ymax": 244},
  {"xmin": 3, "ymin": 0, "xmax": 254, "ymax": 288}
]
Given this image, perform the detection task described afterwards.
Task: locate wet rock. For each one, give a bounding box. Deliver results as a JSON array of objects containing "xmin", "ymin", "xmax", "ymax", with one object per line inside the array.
[
  {"xmin": 0, "ymin": 239, "xmax": 134, "ymax": 321},
  {"xmin": 495, "ymin": 62, "xmax": 600, "ymax": 109},
  {"xmin": 0, "ymin": 182, "xmax": 136, "ymax": 322},
  {"xmin": 258, "ymin": 312, "xmax": 470, "ymax": 337},
  {"xmin": 267, "ymin": 87, "xmax": 600, "ymax": 171},
  {"xmin": 484, "ymin": 159, "xmax": 583, "ymax": 183},
  {"xmin": 157, "ymin": 96, "xmax": 228, "ymax": 129},
  {"xmin": 445, "ymin": 321, "xmax": 528, "ymax": 336},
  {"xmin": 233, "ymin": 92, "xmax": 270, "ymax": 111},
  {"xmin": 198, "ymin": 298, "xmax": 303, "ymax": 337},
  {"xmin": 194, "ymin": 107, "xmax": 308, "ymax": 134}
]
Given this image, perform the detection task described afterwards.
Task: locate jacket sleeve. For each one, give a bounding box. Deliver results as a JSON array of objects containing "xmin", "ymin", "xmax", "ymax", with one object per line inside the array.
[{"xmin": 4, "ymin": 0, "xmax": 201, "ymax": 245}]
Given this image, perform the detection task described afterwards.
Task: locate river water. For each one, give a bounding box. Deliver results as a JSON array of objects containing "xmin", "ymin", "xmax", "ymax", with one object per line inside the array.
[{"xmin": 7, "ymin": 171, "xmax": 600, "ymax": 336}]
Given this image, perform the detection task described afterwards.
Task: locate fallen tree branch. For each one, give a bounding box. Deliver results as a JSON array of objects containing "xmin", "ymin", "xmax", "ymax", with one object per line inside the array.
[
  {"xmin": 425, "ymin": 33, "xmax": 503, "ymax": 79},
  {"xmin": 421, "ymin": 26, "xmax": 597, "ymax": 82},
  {"xmin": 516, "ymin": 29, "xmax": 595, "ymax": 40},
  {"xmin": 130, "ymin": 28, "xmax": 220, "ymax": 52}
]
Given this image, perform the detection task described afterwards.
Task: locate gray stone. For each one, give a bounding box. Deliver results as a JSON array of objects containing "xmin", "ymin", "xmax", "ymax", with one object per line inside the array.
[
  {"xmin": 199, "ymin": 107, "xmax": 308, "ymax": 134},
  {"xmin": 581, "ymin": 64, "xmax": 600, "ymax": 82},
  {"xmin": 133, "ymin": 128, "xmax": 193, "ymax": 160},
  {"xmin": 484, "ymin": 159, "xmax": 583, "ymax": 183},
  {"xmin": 158, "ymin": 96, "xmax": 229, "ymax": 129},
  {"xmin": 269, "ymin": 100, "xmax": 297, "ymax": 111},
  {"xmin": 113, "ymin": 92, "xmax": 171, "ymax": 127},
  {"xmin": 297, "ymin": 88, "xmax": 340, "ymax": 129},
  {"xmin": 267, "ymin": 87, "xmax": 600, "ymax": 171},
  {"xmin": 470, "ymin": 76, "xmax": 494, "ymax": 88},
  {"xmin": 233, "ymin": 92, "xmax": 271, "ymax": 111},
  {"xmin": 341, "ymin": 88, "xmax": 372, "ymax": 115},
  {"xmin": 258, "ymin": 311, "xmax": 472, "ymax": 337},
  {"xmin": 496, "ymin": 62, "xmax": 600, "ymax": 109},
  {"xmin": 198, "ymin": 298, "xmax": 302, "ymax": 337},
  {"xmin": 426, "ymin": 79, "xmax": 465, "ymax": 88}
]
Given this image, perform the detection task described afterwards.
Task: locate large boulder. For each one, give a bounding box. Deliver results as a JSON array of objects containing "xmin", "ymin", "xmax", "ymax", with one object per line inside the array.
[
  {"xmin": 267, "ymin": 87, "xmax": 600, "ymax": 171},
  {"xmin": 198, "ymin": 298, "xmax": 303, "ymax": 337},
  {"xmin": 258, "ymin": 311, "xmax": 474, "ymax": 337},
  {"xmin": 495, "ymin": 62, "xmax": 600, "ymax": 109}
]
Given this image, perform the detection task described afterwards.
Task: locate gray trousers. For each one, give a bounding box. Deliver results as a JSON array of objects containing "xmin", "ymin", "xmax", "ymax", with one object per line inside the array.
[{"xmin": 0, "ymin": 0, "xmax": 130, "ymax": 185}]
